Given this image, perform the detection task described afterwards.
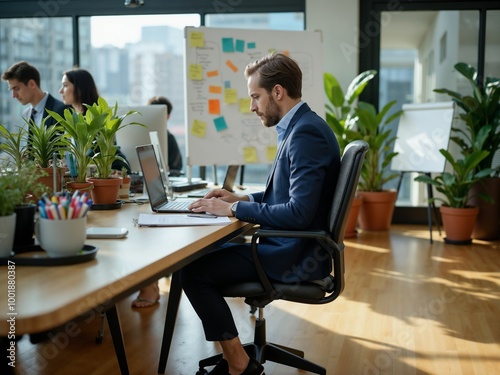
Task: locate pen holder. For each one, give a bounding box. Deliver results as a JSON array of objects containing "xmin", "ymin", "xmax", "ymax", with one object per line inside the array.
[{"xmin": 35, "ymin": 216, "xmax": 87, "ymax": 257}]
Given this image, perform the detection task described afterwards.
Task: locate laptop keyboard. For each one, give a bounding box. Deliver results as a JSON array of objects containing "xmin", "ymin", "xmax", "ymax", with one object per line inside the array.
[{"xmin": 160, "ymin": 200, "xmax": 192, "ymax": 211}]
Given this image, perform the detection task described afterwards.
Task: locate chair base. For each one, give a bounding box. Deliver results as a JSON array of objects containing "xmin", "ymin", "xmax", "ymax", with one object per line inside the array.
[{"xmin": 197, "ymin": 318, "xmax": 326, "ymax": 375}]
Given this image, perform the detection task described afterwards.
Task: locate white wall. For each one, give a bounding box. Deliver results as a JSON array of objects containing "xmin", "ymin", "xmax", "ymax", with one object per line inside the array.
[{"xmin": 306, "ymin": 0, "xmax": 359, "ymax": 95}]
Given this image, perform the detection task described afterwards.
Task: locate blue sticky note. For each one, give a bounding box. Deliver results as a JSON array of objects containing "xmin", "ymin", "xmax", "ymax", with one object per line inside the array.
[
  {"xmin": 247, "ymin": 42, "xmax": 256, "ymax": 49},
  {"xmin": 224, "ymin": 80, "xmax": 231, "ymax": 88},
  {"xmin": 213, "ymin": 116, "xmax": 228, "ymax": 132},
  {"xmin": 235, "ymin": 39, "xmax": 245, "ymax": 52},
  {"xmin": 222, "ymin": 37, "xmax": 234, "ymax": 52}
]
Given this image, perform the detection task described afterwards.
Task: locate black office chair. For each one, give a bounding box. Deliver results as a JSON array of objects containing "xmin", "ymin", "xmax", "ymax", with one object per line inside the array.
[{"xmin": 195, "ymin": 140, "xmax": 369, "ymax": 375}]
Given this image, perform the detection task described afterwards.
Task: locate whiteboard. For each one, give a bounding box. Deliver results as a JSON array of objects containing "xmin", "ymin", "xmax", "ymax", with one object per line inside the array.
[
  {"xmin": 391, "ymin": 102, "xmax": 455, "ymax": 173},
  {"xmin": 184, "ymin": 26, "xmax": 324, "ymax": 166}
]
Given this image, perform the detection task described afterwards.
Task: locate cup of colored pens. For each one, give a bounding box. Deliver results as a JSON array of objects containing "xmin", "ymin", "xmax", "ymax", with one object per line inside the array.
[{"xmin": 38, "ymin": 190, "xmax": 92, "ymax": 220}]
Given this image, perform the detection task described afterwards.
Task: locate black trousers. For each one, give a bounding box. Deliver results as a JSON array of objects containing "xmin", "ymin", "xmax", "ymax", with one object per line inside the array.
[{"xmin": 179, "ymin": 243, "xmax": 260, "ymax": 341}]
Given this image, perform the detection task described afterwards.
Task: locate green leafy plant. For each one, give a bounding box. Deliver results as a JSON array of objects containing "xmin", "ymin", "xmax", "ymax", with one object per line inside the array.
[
  {"xmin": 434, "ymin": 62, "xmax": 500, "ymax": 173},
  {"xmin": 324, "ymin": 70, "xmax": 377, "ymax": 153},
  {"xmin": 414, "ymin": 143, "xmax": 494, "ymax": 208},
  {"xmin": 0, "ymin": 161, "xmax": 49, "ymax": 216},
  {"xmin": 354, "ymin": 101, "xmax": 403, "ymax": 192},
  {"xmin": 86, "ymin": 97, "xmax": 142, "ymax": 179},
  {"xmin": 25, "ymin": 117, "xmax": 66, "ymax": 168},
  {"xmin": 0, "ymin": 124, "xmax": 28, "ymax": 170},
  {"xmin": 47, "ymin": 107, "xmax": 105, "ymax": 183}
]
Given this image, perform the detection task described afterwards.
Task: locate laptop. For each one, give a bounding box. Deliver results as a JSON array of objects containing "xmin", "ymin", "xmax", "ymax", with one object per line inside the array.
[
  {"xmin": 136, "ymin": 144, "xmax": 196, "ymax": 213},
  {"xmin": 188, "ymin": 165, "xmax": 239, "ymax": 198}
]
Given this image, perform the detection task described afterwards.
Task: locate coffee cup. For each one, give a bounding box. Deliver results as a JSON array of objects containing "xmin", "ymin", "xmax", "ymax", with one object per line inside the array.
[{"xmin": 35, "ymin": 216, "xmax": 87, "ymax": 257}]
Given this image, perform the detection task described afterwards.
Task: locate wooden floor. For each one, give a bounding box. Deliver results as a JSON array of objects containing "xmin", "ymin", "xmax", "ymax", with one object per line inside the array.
[{"xmin": 13, "ymin": 225, "xmax": 500, "ymax": 375}]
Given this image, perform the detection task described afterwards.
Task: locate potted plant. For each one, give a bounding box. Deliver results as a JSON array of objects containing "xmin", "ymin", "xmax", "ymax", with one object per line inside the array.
[
  {"xmin": 0, "ymin": 160, "xmax": 50, "ymax": 255},
  {"xmin": 46, "ymin": 106, "xmax": 105, "ymax": 193},
  {"xmin": 0, "ymin": 124, "xmax": 27, "ymax": 170},
  {"xmin": 434, "ymin": 62, "xmax": 500, "ymax": 240},
  {"xmin": 414, "ymin": 142, "xmax": 494, "ymax": 244},
  {"xmin": 117, "ymin": 166, "xmax": 131, "ymax": 199},
  {"xmin": 85, "ymin": 97, "xmax": 142, "ymax": 205},
  {"xmin": 353, "ymin": 100, "xmax": 403, "ymax": 231},
  {"xmin": 324, "ymin": 70, "xmax": 376, "ymax": 236}
]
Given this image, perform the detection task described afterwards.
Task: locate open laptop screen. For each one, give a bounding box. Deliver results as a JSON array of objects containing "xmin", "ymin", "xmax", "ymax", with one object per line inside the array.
[{"xmin": 136, "ymin": 144, "xmax": 168, "ymax": 207}]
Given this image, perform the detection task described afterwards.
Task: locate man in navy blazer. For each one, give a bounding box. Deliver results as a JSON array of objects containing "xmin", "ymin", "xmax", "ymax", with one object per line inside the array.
[
  {"xmin": 182, "ymin": 53, "xmax": 340, "ymax": 375},
  {"xmin": 2, "ymin": 61, "xmax": 68, "ymax": 128}
]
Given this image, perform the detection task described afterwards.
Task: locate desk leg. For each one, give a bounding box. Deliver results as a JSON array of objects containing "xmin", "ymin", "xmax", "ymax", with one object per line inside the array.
[
  {"xmin": 158, "ymin": 271, "xmax": 182, "ymax": 374},
  {"xmin": 106, "ymin": 305, "xmax": 130, "ymax": 375}
]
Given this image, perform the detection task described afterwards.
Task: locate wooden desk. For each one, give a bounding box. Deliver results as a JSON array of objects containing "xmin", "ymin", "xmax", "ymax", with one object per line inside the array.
[{"xmin": 1, "ymin": 203, "xmax": 253, "ymax": 374}]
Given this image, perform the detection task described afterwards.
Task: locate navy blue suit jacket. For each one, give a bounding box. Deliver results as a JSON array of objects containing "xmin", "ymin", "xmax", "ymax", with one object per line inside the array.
[
  {"xmin": 236, "ymin": 103, "xmax": 340, "ymax": 283},
  {"xmin": 22, "ymin": 93, "xmax": 69, "ymax": 127}
]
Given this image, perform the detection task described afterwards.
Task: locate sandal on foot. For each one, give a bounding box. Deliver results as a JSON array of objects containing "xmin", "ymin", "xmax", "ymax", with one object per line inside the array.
[{"xmin": 131, "ymin": 296, "xmax": 159, "ymax": 308}]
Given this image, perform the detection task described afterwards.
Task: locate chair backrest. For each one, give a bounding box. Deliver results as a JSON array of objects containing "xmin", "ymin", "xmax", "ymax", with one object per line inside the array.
[{"xmin": 328, "ymin": 140, "xmax": 369, "ymax": 244}]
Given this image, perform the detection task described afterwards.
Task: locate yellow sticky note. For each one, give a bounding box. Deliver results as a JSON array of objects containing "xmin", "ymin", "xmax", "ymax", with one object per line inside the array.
[
  {"xmin": 208, "ymin": 99, "xmax": 221, "ymax": 115},
  {"xmin": 190, "ymin": 32, "xmax": 204, "ymax": 48},
  {"xmin": 188, "ymin": 64, "xmax": 203, "ymax": 81},
  {"xmin": 243, "ymin": 147, "xmax": 258, "ymax": 163},
  {"xmin": 209, "ymin": 85, "xmax": 222, "ymax": 94},
  {"xmin": 239, "ymin": 98, "xmax": 251, "ymax": 113},
  {"xmin": 267, "ymin": 146, "xmax": 277, "ymax": 161},
  {"xmin": 191, "ymin": 119, "xmax": 207, "ymax": 138},
  {"xmin": 224, "ymin": 88, "xmax": 238, "ymax": 104}
]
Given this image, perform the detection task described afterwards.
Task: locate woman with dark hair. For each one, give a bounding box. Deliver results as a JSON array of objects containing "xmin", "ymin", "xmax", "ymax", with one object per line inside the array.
[
  {"xmin": 59, "ymin": 67, "xmax": 131, "ymax": 173},
  {"xmin": 59, "ymin": 67, "xmax": 99, "ymax": 114}
]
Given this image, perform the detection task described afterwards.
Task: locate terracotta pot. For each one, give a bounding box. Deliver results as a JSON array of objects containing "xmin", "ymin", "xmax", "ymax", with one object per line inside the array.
[
  {"xmin": 440, "ymin": 205, "xmax": 479, "ymax": 244},
  {"xmin": 344, "ymin": 196, "xmax": 363, "ymax": 238},
  {"xmin": 357, "ymin": 190, "xmax": 397, "ymax": 231},
  {"xmin": 66, "ymin": 181, "xmax": 94, "ymax": 194},
  {"xmin": 118, "ymin": 176, "xmax": 131, "ymax": 198},
  {"xmin": 468, "ymin": 177, "xmax": 500, "ymax": 240},
  {"xmin": 87, "ymin": 177, "xmax": 122, "ymax": 205},
  {"xmin": 38, "ymin": 167, "xmax": 64, "ymax": 194}
]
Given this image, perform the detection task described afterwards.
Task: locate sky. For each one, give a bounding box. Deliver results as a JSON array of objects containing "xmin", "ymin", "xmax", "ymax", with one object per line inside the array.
[{"xmin": 90, "ymin": 14, "xmax": 200, "ymax": 48}]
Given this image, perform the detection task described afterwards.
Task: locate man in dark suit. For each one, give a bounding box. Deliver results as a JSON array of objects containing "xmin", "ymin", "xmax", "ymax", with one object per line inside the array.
[
  {"xmin": 2, "ymin": 61, "xmax": 68, "ymax": 128},
  {"xmin": 182, "ymin": 53, "xmax": 341, "ymax": 375}
]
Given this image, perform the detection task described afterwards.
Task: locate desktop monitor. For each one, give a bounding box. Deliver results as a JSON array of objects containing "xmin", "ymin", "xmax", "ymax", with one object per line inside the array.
[{"xmin": 115, "ymin": 105, "xmax": 168, "ymax": 173}]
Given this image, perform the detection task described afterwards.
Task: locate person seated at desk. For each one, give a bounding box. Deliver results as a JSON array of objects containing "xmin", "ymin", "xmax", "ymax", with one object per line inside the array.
[{"xmin": 182, "ymin": 53, "xmax": 341, "ymax": 375}]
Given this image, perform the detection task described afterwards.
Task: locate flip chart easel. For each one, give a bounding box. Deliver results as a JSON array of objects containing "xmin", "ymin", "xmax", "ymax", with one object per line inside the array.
[{"xmin": 391, "ymin": 102, "xmax": 455, "ymax": 243}]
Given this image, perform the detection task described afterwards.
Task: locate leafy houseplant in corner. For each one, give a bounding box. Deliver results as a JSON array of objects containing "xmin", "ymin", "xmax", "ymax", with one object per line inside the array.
[
  {"xmin": 354, "ymin": 100, "xmax": 403, "ymax": 231},
  {"xmin": 324, "ymin": 69, "xmax": 377, "ymax": 237},
  {"xmin": 434, "ymin": 62, "xmax": 500, "ymax": 240},
  {"xmin": 85, "ymin": 97, "xmax": 142, "ymax": 205},
  {"xmin": 414, "ymin": 143, "xmax": 493, "ymax": 244}
]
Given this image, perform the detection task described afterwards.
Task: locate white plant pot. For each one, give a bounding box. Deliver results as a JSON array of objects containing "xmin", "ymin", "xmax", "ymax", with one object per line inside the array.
[{"xmin": 0, "ymin": 213, "xmax": 17, "ymax": 257}]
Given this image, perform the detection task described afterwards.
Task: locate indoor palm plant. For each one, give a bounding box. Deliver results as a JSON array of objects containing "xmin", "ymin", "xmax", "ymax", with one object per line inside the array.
[
  {"xmin": 414, "ymin": 136, "xmax": 494, "ymax": 243},
  {"xmin": 434, "ymin": 62, "xmax": 500, "ymax": 239}
]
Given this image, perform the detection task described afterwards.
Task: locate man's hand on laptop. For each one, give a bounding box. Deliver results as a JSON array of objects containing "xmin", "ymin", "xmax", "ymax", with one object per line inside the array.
[{"xmin": 188, "ymin": 191, "xmax": 249, "ymax": 217}]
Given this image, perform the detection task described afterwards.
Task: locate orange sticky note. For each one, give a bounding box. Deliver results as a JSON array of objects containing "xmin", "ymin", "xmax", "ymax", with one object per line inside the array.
[
  {"xmin": 209, "ymin": 85, "xmax": 222, "ymax": 94},
  {"xmin": 226, "ymin": 60, "xmax": 238, "ymax": 73},
  {"xmin": 208, "ymin": 99, "xmax": 221, "ymax": 115},
  {"xmin": 206, "ymin": 70, "xmax": 219, "ymax": 78}
]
